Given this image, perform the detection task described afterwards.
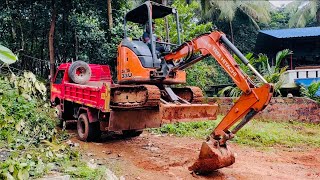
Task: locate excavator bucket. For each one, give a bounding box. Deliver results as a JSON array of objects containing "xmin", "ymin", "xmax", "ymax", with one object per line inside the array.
[{"xmin": 189, "ymin": 141, "xmax": 235, "ymax": 174}]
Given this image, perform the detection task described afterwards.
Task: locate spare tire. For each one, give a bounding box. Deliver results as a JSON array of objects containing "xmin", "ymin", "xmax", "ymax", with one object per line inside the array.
[{"xmin": 68, "ymin": 61, "xmax": 91, "ymax": 84}]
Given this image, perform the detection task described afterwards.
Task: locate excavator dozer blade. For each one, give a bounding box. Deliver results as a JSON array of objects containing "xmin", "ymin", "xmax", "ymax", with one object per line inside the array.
[{"xmin": 189, "ymin": 141, "xmax": 235, "ymax": 174}]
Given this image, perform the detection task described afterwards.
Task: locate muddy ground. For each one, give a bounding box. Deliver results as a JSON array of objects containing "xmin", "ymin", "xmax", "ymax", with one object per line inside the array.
[{"xmin": 69, "ymin": 131, "xmax": 320, "ymax": 180}]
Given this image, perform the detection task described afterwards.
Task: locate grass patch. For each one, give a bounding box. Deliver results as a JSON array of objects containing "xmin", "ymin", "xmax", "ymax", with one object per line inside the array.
[
  {"xmin": 150, "ymin": 116, "xmax": 320, "ymax": 148},
  {"xmin": 150, "ymin": 119, "xmax": 219, "ymax": 138}
]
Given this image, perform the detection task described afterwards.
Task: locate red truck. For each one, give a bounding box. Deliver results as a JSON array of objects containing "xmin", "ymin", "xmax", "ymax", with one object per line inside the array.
[{"xmin": 50, "ymin": 62, "xmax": 217, "ymax": 141}]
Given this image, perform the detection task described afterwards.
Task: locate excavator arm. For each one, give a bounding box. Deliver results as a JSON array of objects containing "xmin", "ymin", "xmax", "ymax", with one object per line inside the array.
[{"xmin": 164, "ymin": 31, "xmax": 273, "ymax": 173}]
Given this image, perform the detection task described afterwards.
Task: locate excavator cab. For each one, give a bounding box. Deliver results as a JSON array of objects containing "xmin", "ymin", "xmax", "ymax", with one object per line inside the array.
[{"xmin": 117, "ymin": 1, "xmax": 186, "ymax": 84}]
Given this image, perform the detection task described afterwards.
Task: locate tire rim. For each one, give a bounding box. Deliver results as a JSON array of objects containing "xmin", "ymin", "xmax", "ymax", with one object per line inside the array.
[{"xmin": 75, "ymin": 67, "xmax": 86, "ymax": 77}]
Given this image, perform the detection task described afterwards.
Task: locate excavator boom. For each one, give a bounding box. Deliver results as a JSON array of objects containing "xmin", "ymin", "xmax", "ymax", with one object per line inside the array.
[{"xmin": 164, "ymin": 31, "xmax": 273, "ymax": 173}]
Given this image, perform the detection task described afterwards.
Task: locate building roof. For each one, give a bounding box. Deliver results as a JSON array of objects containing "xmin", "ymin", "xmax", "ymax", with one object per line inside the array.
[{"xmin": 260, "ymin": 27, "xmax": 320, "ymax": 38}]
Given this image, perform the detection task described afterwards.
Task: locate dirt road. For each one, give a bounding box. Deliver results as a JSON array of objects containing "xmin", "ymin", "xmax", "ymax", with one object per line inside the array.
[{"xmin": 69, "ymin": 131, "xmax": 320, "ymax": 180}]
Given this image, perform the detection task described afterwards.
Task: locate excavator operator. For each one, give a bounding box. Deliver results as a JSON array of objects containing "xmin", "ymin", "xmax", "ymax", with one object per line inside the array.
[{"xmin": 142, "ymin": 22, "xmax": 165, "ymax": 53}]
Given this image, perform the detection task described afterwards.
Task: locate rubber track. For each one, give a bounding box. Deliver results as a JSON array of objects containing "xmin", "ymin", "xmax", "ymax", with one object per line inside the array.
[
  {"xmin": 172, "ymin": 86, "xmax": 204, "ymax": 103},
  {"xmin": 110, "ymin": 85, "xmax": 160, "ymax": 109},
  {"xmin": 188, "ymin": 86, "xmax": 204, "ymax": 103}
]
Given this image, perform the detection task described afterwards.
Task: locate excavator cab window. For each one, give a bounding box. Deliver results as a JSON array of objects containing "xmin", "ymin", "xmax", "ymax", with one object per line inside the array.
[{"xmin": 123, "ymin": 1, "xmax": 181, "ymax": 68}]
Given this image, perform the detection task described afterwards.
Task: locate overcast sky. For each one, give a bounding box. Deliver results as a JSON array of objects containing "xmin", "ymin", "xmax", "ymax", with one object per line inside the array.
[{"xmin": 269, "ymin": 1, "xmax": 293, "ymax": 7}]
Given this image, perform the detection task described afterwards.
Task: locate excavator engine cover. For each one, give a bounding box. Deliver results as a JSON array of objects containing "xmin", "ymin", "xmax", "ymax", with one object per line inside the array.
[{"xmin": 189, "ymin": 141, "xmax": 235, "ymax": 174}]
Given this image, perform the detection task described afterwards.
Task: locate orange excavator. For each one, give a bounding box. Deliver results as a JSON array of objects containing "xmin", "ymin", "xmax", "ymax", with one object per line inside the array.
[
  {"xmin": 52, "ymin": 1, "xmax": 273, "ymax": 174},
  {"xmin": 117, "ymin": 1, "xmax": 273, "ymax": 174}
]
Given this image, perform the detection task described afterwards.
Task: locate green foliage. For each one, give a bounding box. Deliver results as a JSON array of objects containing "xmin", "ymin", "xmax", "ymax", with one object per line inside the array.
[
  {"xmin": 155, "ymin": 0, "xmax": 212, "ymax": 44},
  {"xmin": 0, "ymin": 45, "xmax": 18, "ymax": 64},
  {"xmin": 300, "ymin": 81, "xmax": 320, "ymax": 103},
  {"xmin": 185, "ymin": 61, "xmax": 216, "ymax": 90},
  {"xmin": 0, "ymin": 0, "xmax": 128, "ymax": 77},
  {"xmin": 61, "ymin": 161, "xmax": 106, "ymax": 179},
  {"xmin": 151, "ymin": 118, "xmax": 320, "ymax": 148},
  {"xmin": 0, "ymin": 73, "xmax": 108, "ymax": 179},
  {"xmin": 268, "ymin": 10, "xmax": 290, "ymax": 29},
  {"xmin": 8, "ymin": 72, "xmax": 47, "ymax": 101},
  {"xmin": 0, "ymin": 74, "xmax": 53, "ymax": 148}
]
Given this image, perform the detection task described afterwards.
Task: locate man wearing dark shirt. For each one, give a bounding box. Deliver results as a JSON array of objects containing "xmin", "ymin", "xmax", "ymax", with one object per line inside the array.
[{"xmin": 142, "ymin": 22, "xmax": 165, "ymax": 53}]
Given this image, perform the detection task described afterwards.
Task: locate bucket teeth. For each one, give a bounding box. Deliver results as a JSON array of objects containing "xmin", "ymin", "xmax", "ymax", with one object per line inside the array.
[
  {"xmin": 199, "ymin": 142, "xmax": 219, "ymax": 159},
  {"xmin": 189, "ymin": 141, "xmax": 235, "ymax": 174}
]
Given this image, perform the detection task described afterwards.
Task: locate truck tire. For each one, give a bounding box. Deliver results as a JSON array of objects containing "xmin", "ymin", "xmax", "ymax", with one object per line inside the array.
[
  {"xmin": 77, "ymin": 113, "xmax": 101, "ymax": 141},
  {"xmin": 68, "ymin": 61, "xmax": 91, "ymax": 84},
  {"xmin": 122, "ymin": 130, "xmax": 143, "ymax": 138}
]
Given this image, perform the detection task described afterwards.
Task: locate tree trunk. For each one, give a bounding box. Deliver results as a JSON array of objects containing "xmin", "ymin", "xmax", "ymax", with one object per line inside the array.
[
  {"xmin": 5, "ymin": 0, "xmax": 16, "ymax": 43},
  {"xmin": 316, "ymin": 8, "xmax": 320, "ymax": 25},
  {"xmin": 107, "ymin": 0, "xmax": 113, "ymax": 29},
  {"xmin": 229, "ymin": 21, "xmax": 234, "ymax": 44},
  {"xmin": 49, "ymin": 0, "xmax": 56, "ymax": 83},
  {"xmin": 74, "ymin": 29, "xmax": 78, "ymax": 61}
]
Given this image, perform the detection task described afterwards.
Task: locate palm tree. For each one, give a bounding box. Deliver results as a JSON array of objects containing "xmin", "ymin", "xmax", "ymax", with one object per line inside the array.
[
  {"xmin": 286, "ymin": 0, "xmax": 320, "ymax": 28},
  {"xmin": 200, "ymin": 0, "xmax": 271, "ymax": 43}
]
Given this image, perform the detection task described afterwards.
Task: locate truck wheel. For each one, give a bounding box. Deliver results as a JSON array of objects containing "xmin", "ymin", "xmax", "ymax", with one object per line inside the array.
[
  {"xmin": 122, "ymin": 130, "xmax": 143, "ymax": 138},
  {"xmin": 68, "ymin": 61, "xmax": 91, "ymax": 84},
  {"xmin": 77, "ymin": 113, "xmax": 101, "ymax": 141}
]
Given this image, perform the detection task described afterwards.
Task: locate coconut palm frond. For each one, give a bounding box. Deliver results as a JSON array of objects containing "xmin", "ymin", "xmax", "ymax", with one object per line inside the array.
[
  {"xmin": 275, "ymin": 49, "xmax": 293, "ymax": 70},
  {"xmin": 218, "ymin": 86, "xmax": 234, "ymax": 97},
  {"xmin": 309, "ymin": 0, "xmax": 318, "ymax": 16},
  {"xmin": 233, "ymin": 52, "xmax": 255, "ymax": 64},
  {"xmin": 230, "ymin": 87, "xmax": 242, "ymax": 97},
  {"xmin": 284, "ymin": 1, "xmax": 301, "ymax": 16},
  {"xmin": 301, "ymin": 81, "xmax": 320, "ymax": 99},
  {"xmin": 201, "ymin": 2, "xmax": 220, "ymax": 22},
  {"xmin": 210, "ymin": 0, "xmax": 237, "ymax": 21},
  {"xmin": 200, "ymin": 0, "xmax": 211, "ymax": 14},
  {"xmin": 288, "ymin": 1, "xmax": 318, "ymax": 28},
  {"xmin": 239, "ymin": 2, "xmax": 271, "ymax": 24},
  {"xmin": 308, "ymin": 81, "xmax": 320, "ymax": 98}
]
